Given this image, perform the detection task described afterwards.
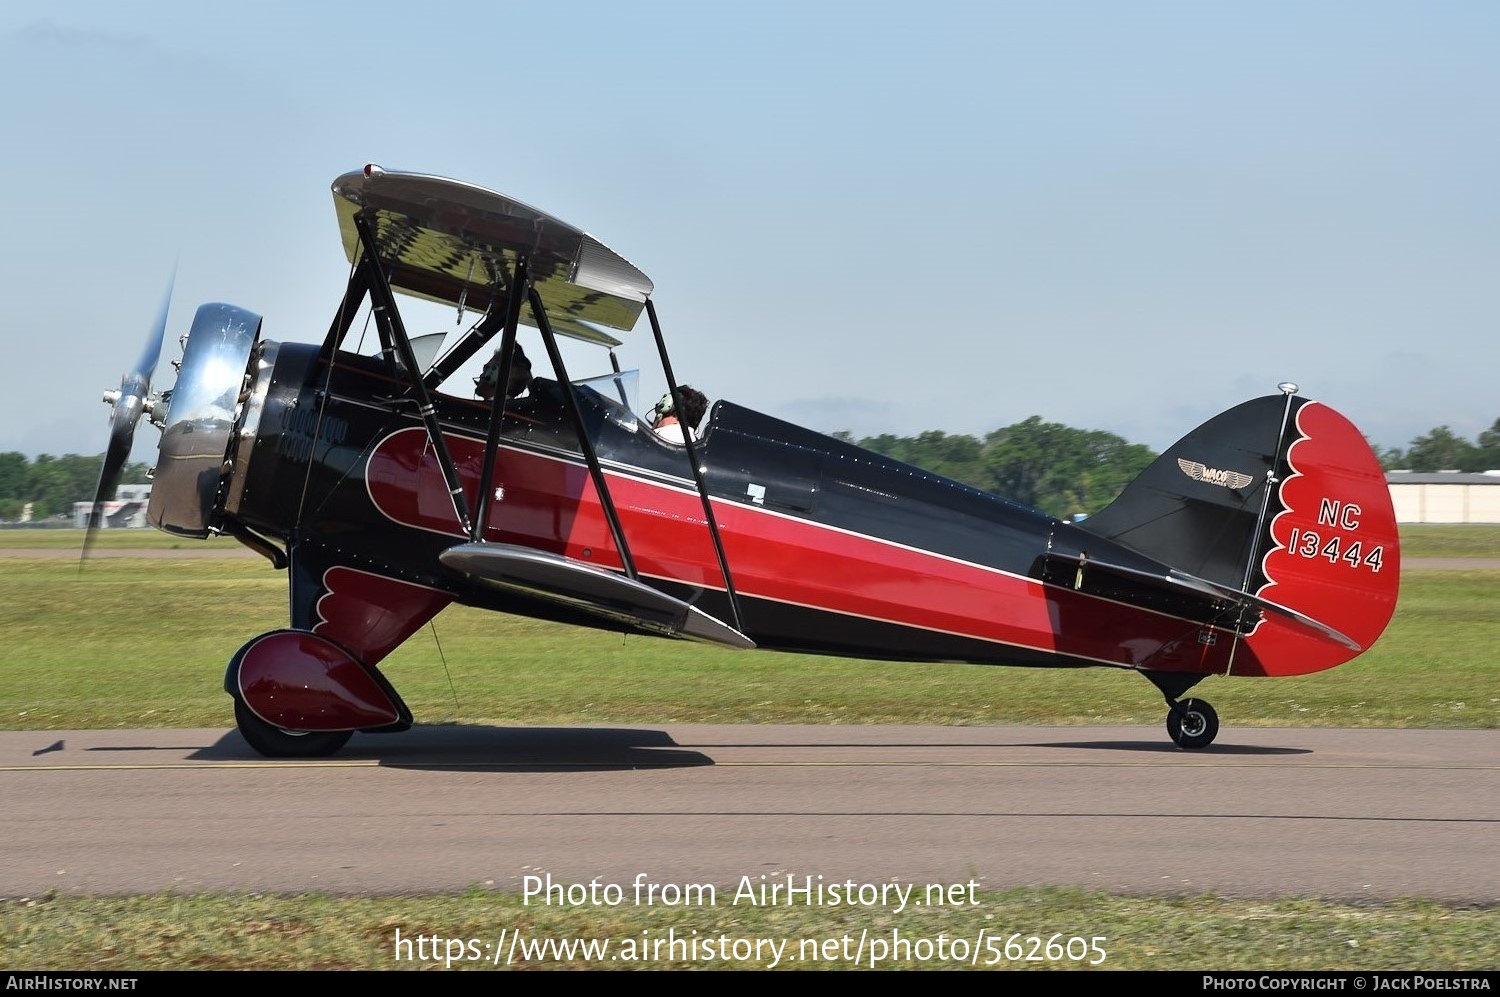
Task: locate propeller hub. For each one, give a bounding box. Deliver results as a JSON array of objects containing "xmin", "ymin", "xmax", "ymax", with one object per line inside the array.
[{"xmin": 84, "ymin": 270, "xmax": 175, "ymax": 566}]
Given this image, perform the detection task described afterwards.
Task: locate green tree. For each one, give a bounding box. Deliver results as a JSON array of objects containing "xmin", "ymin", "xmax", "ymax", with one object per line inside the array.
[
  {"xmin": 849, "ymin": 418, "xmax": 1157, "ymax": 518},
  {"xmin": 1475, "ymin": 419, "xmax": 1500, "ymax": 471},
  {"xmin": 1365, "ymin": 435, "xmax": 1406, "ymax": 471},
  {"xmin": 26, "ymin": 454, "xmax": 111, "ymax": 517},
  {"xmin": 980, "ymin": 417, "xmax": 1155, "ymax": 518},
  {"xmin": 853, "ymin": 431, "xmax": 985, "ymax": 484},
  {"xmin": 0, "ymin": 452, "xmax": 27, "ymax": 501},
  {"xmin": 0, "ymin": 453, "xmax": 152, "ymax": 520},
  {"xmin": 1403, "ymin": 426, "xmax": 1478, "ymax": 472},
  {"xmin": 886, "ymin": 430, "xmax": 985, "ymax": 483}
]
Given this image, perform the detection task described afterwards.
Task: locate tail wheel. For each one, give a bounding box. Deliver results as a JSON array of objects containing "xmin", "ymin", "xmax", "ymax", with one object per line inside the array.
[
  {"xmin": 233, "ymin": 698, "xmax": 352, "ymax": 758},
  {"xmin": 1166, "ymin": 698, "xmax": 1219, "ymax": 749}
]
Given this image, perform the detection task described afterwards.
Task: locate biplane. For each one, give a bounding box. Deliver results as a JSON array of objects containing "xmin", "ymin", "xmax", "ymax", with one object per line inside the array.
[{"xmin": 90, "ymin": 164, "xmax": 1400, "ymax": 756}]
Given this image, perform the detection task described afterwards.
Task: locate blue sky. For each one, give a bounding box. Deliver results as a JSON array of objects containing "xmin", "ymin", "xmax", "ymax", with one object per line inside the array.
[{"xmin": 3, "ymin": 1, "xmax": 1496, "ymax": 463}]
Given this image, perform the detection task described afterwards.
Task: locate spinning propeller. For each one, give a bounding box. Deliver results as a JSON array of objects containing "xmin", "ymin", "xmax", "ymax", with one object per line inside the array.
[{"xmin": 82, "ymin": 271, "xmax": 174, "ymax": 562}]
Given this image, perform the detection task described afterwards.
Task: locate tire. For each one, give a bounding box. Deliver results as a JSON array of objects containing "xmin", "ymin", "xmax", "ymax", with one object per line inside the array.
[
  {"xmin": 234, "ymin": 698, "xmax": 353, "ymax": 758},
  {"xmin": 1166, "ymin": 698, "xmax": 1219, "ymax": 749}
]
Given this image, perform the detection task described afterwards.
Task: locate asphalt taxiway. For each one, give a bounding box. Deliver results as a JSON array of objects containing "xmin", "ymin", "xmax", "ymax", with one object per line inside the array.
[{"xmin": 2, "ymin": 724, "xmax": 1493, "ymax": 903}]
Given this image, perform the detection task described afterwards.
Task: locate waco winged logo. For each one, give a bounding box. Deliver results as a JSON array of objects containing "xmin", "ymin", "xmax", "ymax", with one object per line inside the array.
[{"xmin": 1177, "ymin": 458, "xmax": 1255, "ymax": 490}]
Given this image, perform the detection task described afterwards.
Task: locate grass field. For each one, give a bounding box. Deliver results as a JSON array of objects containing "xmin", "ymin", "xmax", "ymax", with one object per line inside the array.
[
  {"xmin": 3, "ymin": 531, "xmax": 1496, "ymax": 731},
  {"xmin": 4, "ymin": 891, "xmax": 1495, "ymax": 971},
  {"xmin": 1, "ymin": 527, "xmax": 1495, "ymax": 970}
]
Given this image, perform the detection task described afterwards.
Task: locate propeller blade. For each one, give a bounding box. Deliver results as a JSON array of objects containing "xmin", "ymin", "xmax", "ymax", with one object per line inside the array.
[
  {"xmin": 134, "ymin": 264, "xmax": 175, "ymax": 383},
  {"xmin": 82, "ymin": 270, "xmax": 175, "ymax": 565},
  {"xmin": 83, "ymin": 408, "xmax": 135, "ymax": 536}
]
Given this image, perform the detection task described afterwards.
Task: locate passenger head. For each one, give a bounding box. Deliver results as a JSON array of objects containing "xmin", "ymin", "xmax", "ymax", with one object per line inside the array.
[{"xmin": 476, "ymin": 343, "xmax": 532, "ymax": 401}]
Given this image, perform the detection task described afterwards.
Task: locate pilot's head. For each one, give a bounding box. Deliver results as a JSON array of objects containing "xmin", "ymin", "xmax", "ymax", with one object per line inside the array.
[
  {"xmin": 649, "ymin": 392, "xmax": 675, "ymax": 426},
  {"xmin": 476, "ymin": 343, "xmax": 532, "ymax": 401}
]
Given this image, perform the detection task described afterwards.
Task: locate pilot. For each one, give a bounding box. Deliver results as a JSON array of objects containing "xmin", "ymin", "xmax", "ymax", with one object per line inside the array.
[
  {"xmin": 474, "ymin": 342, "xmax": 532, "ymax": 402},
  {"xmin": 650, "ymin": 385, "xmax": 708, "ymax": 445}
]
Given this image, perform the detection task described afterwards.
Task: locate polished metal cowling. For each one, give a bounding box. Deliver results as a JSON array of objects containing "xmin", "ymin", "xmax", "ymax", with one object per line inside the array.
[{"xmin": 146, "ymin": 303, "xmax": 261, "ymax": 537}]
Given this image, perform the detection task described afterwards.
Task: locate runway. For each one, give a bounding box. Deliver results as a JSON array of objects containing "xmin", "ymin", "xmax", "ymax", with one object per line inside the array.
[{"xmin": 2, "ymin": 724, "xmax": 1494, "ymax": 904}]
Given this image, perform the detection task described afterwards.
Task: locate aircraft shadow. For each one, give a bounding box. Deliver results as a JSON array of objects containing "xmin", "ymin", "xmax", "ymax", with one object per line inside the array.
[
  {"xmin": 670, "ymin": 737, "xmax": 1311, "ymax": 756},
  {"xmin": 1035, "ymin": 739, "xmax": 1309, "ymax": 755},
  {"xmin": 190, "ymin": 724, "xmax": 715, "ymax": 772}
]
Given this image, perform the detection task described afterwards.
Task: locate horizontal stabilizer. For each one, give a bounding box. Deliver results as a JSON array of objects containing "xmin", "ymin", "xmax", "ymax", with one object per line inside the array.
[
  {"xmin": 1163, "ymin": 569, "xmax": 1361, "ymax": 651},
  {"xmin": 1044, "ymin": 551, "xmax": 1361, "ymax": 652},
  {"xmin": 439, "ymin": 542, "xmax": 755, "ymax": 650}
]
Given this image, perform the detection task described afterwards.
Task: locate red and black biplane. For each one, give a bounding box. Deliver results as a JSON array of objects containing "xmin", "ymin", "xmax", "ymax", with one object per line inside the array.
[{"xmin": 90, "ymin": 165, "xmax": 1400, "ymax": 756}]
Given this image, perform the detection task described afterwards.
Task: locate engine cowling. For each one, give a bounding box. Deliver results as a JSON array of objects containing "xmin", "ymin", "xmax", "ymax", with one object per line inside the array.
[{"xmin": 147, "ymin": 303, "xmax": 261, "ymax": 537}]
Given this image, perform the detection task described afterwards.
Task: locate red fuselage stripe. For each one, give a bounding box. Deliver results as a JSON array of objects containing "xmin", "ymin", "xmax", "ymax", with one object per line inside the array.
[{"xmin": 365, "ymin": 428, "xmax": 1243, "ymax": 672}]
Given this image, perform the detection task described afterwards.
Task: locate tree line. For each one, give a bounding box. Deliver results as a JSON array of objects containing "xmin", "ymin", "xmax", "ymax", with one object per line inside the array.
[
  {"xmin": 0, "ymin": 453, "xmax": 150, "ymax": 521},
  {"xmin": 835, "ymin": 417, "xmax": 1156, "ymax": 520},
  {"xmin": 841, "ymin": 417, "xmax": 1500, "ymax": 521},
  {"xmin": 1374, "ymin": 419, "xmax": 1500, "ymax": 474},
  {"xmin": 3, "ymin": 417, "xmax": 1494, "ymax": 525}
]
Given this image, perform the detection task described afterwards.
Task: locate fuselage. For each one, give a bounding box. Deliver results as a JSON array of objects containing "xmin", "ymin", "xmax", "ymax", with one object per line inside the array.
[{"xmin": 224, "ymin": 341, "xmax": 1247, "ymax": 676}]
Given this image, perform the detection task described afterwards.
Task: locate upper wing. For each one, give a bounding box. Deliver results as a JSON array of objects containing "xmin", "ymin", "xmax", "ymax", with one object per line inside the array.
[{"xmin": 332, "ymin": 165, "xmax": 652, "ymax": 336}]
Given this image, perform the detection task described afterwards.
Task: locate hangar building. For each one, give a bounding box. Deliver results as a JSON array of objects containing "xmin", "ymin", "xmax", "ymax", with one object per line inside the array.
[{"xmin": 1385, "ymin": 471, "xmax": 1500, "ymax": 524}]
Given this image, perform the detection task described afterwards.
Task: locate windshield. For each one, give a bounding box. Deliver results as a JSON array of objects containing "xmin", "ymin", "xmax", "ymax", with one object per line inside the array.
[{"xmin": 571, "ymin": 369, "xmax": 641, "ymax": 431}]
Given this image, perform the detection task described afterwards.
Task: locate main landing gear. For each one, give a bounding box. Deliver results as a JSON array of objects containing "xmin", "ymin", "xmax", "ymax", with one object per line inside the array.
[
  {"xmin": 233, "ymin": 698, "xmax": 353, "ymax": 758},
  {"xmin": 1143, "ymin": 670, "xmax": 1221, "ymax": 749},
  {"xmin": 225, "ymin": 630, "xmax": 411, "ymax": 759},
  {"xmin": 1165, "ymin": 698, "xmax": 1219, "ymax": 749}
]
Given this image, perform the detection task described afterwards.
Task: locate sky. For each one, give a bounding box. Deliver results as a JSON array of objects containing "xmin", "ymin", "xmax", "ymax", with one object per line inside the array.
[{"xmin": 2, "ymin": 1, "xmax": 1496, "ymax": 465}]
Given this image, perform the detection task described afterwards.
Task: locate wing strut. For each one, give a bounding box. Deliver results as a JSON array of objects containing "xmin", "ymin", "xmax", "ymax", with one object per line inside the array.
[
  {"xmin": 644, "ymin": 299, "xmax": 744, "ymax": 633},
  {"xmin": 321, "ymin": 257, "xmax": 370, "ymax": 356},
  {"xmin": 471, "ymin": 257, "xmax": 530, "ymax": 543},
  {"xmin": 422, "ymin": 288, "xmax": 508, "ymax": 393},
  {"xmin": 527, "ymin": 285, "xmax": 640, "ymax": 580},
  {"xmin": 353, "ymin": 212, "xmax": 474, "ymax": 535}
]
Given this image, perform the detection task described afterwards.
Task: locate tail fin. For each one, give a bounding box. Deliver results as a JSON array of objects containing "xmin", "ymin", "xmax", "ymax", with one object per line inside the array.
[{"xmin": 1079, "ymin": 392, "xmax": 1400, "ymax": 676}]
